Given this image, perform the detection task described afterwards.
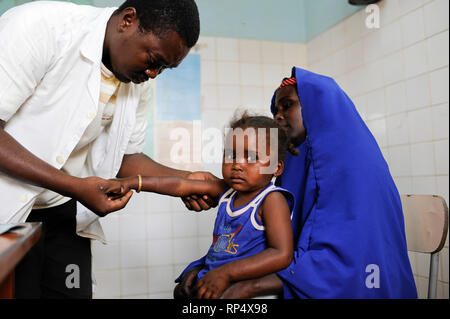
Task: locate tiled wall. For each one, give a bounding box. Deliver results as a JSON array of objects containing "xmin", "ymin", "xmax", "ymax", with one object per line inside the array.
[
  {"xmin": 307, "ymin": 0, "xmax": 449, "ymax": 299},
  {"xmin": 93, "ymin": 0, "xmax": 449, "ymax": 299}
]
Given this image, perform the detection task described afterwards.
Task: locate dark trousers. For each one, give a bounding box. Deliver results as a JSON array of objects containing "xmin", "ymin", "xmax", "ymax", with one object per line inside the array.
[{"xmin": 14, "ymin": 199, "xmax": 92, "ymax": 299}]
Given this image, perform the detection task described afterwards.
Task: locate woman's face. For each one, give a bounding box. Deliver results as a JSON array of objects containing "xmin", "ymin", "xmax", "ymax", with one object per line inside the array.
[{"xmin": 273, "ymin": 85, "xmax": 306, "ymax": 146}]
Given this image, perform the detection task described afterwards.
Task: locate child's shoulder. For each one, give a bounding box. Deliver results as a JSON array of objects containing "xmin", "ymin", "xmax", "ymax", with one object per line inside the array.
[{"xmin": 261, "ymin": 190, "xmax": 290, "ymax": 205}]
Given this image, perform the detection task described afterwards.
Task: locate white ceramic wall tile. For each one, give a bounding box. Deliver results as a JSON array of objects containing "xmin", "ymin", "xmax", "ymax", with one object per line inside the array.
[
  {"xmin": 363, "ymin": 29, "xmax": 382, "ymax": 64},
  {"xmin": 148, "ymin": 265, "xmax": 176, "ymax": 294},
  {"xmin": 415, "ymin": 252, "xmax": 431, "ymax": 277},
  {"xmin": 92, "ymin": 241, "xmax": 120, "ymax": 271},
  {"xmin": 389, "ymin": 145, "xmax": 412, "ymax": 176},
  {"xmin": 366, "ymin": 88, "xmax": 386, "ymax": 120},
  {"xmin": 147, "ymin": 239, "xmax": 173, "ymax": 266},
  {"xmin": 397, "ymin": 0, "xmax": 426, "ymax": 16},
  {"xmin": 240, "ymin": 63, "xmax": 263, "ymax": 86},
  {"xmin": 217, "ymin": 62, "xmax": 240, "ymax": 85},
  {"xmin": 121, "ymin": 192, "xmax": 148, "ymax": 215},
  {"xmin": 439, "ymin": 248, "xmax": 449, "ymax": 282},
  {"xmin": 196, "ymin": 36, "xmax": 216, "ymax": 61},
  {"xmin": 217, "ymin": 85, "xmax": 242, "ymax": 110},
  {"xmin": 408, "ymin": 107, "xmax": 433, "ymax": 143},
  {"xmin": 434, "ymin": 140, "xmax": 450, "ymax": 175},
  {"xmin": 148, "ymin": 292, "xmax": 173, "ymax": 299},
  {"xmin": 412, "ymin": 176, "xmax": 437, "ymax": 194},
  {"xmin": 436, "ymin": 176, "xmax": 450, "ymax": 203},
  {"xmin": 415, "ymin": 275, "xmax": 429, "ymax": 299},
  {"xmin": 197, "ymin": 209, "xmax": 217, "ymax": 236},
  {"xmin": 216, "ymin": 37, "xmax": 239, "ymax": 62},
  {"xmin": 262, "ymin": 64, "xmax": 285, "ymax": 88},
  {"xmin": 119, "ymin": 214, "xmax": 146, "ymax": 241},
  {"xmin": 202, "ymin": 84, "xmax": 218, "ymax": 110},
  {"xmin": 200, "ymin": 60, "xmax": 217, "ymax": 85},
  {"xmin": 331, "ymin": 49, "xmax": 347, "ymax": 77},
  {"xmin": 403, "ymin": 41, "xmax": 429, "ymax": 79},
  {"xmin": 423, "ymin": 0, "xmax": 450, "ymax": 37},
  {"xmin": 343, "ymin": 10, "xmax": 364, "ymax": 47},
  {"xmin": 99, "ymin": 215, "xmax": 120, "ymax": 242},
  {"xmin": 367, "ymin": 118, "xmax": 387, "ymax": 147},
  {"xmin": 198, "ymin": 236, "xmax": 212, "ymax": 255},
  {"xmin": 431, "ymin": 104, "xmax": 449, "ymax": 140},
  {"xmin": 330, "ymin": 22, "xmax": 347, "ymax": 52},
  {"xmin": 346, "ymin": 40, "xmax": 364, "ymax": 71},
  {"xmin": 120, "ymin": 268, "xmax": 148, "ymax": 296},
  {"xmin": 147, "ymin": 193, "xmax": 174, "ymax": 214},
  {"xmin": 378, "ymin": 0, "xmax": 402, "ymax": 26},
  {"xmin": 429, "ymin": 67, "xmax": 449, "ymax": 105},
  {"xmin": 282, "ymin": 42, "xmax": 307, "ymax": 66},
  {"xmin": 385, "ymin": 81, "xmax": 407, "ymax": 115},
  {"xmin": 147, "ymin": 213, "xmax": 173, "ymax": 239},
  {"xmin": 426, "ymin": 31, "xmax": 449, "ymax": 72},
  {"xmin": 380, "ymin": 21, "xmax": 403, "ymax": 57},
  {"xmin": 261, "ymin": 41, "xmax": 283, "ymax": 64},
  {"xmin": 361, "ymin": 61, "xmax": 384, "ymax": 94},
  {"xmin": 239, "ymin": 39, "xmax": 262, "ymax": 63},
  {"xmin": 240, "ymin": 86, "xmax": 265, "ymax": 110},
  {"xmin": 172, "ymin": 212, "xmax": 198, "ymax": 237},
  {"xmin": 405, "ymin": 74, "xmax": 431, "ymax": 110},
  {"xmin": 382, "ymin": 51, "xmax": 405, "ymax": 85},
  {"xmin": 401, "ymin": 8, "xmax": 426, "ymax": 48},
  {"xmin": 173, "ymin": 237, "xmax": 200, "ymax": 264},
  {"xmin": 120, "ymin": 240, "xmax": 147, "ymax": 268},
  {"xmin": 387, "ymin": 113, "xmax": 409, "ymax": 146},
  {"xmin": 394, "ymin": 176, "xmax": 413, "ymax": 194},
  {"xmin": 410, "ymin": 142, "xmax": 436, "ymax": 176},
  {"xmin": 93, "ymin": 270, "xmax": 121, "ymax": 298}
]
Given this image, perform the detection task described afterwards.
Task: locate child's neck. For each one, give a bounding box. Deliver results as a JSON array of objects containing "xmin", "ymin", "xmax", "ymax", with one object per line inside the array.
[{"xmin": 232, "ymin": 183, "xmax": 272, "ymax": 208}]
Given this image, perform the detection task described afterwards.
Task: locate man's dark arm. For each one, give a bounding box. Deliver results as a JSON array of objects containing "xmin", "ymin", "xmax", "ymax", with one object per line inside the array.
[
  {"xmin": 117, "ymin": 153, "xmax": 191, "ymax": 179},
  {"xmin": 0, "ymin": 120, "xmax": 132, "ymax": 216}
]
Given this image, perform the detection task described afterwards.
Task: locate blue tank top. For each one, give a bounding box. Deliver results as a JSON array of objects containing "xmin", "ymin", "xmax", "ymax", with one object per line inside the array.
[{"xmin": 198, "ymin": 182, "xmax": 294, "ymax": 279}]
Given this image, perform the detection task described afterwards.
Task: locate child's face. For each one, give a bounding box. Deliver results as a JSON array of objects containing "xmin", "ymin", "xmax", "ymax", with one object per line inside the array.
[
  {"xmin": 274, "ymin": 85, "xmax": 306, "ymax": 146},
  {"xmin": 222, "ymin": 128, "xmax": 283, "ymax": 193}
]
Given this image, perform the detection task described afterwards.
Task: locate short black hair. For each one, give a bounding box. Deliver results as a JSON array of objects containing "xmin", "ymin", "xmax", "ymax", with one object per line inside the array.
[
  {"xmin": 229, "ymin": 111, "xmax": 299, "ymax": 161},
  {"xmin": 116, "ymin": 0, "xmax": 200, "ymax": 48}
]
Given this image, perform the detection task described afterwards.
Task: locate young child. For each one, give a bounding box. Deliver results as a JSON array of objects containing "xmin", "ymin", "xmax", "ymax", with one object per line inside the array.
[{"xmin": 118, "ymin": 112, "xmax": 298, "ymax": 299}]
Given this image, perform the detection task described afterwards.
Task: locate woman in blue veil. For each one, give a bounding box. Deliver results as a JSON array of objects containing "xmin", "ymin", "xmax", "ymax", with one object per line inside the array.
[{"xmin": 175, "ymin": 67, "xmax": 417, "ymax": 299}]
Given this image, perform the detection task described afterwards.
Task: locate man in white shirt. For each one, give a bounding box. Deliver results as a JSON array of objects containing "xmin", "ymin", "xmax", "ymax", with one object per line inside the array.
[{"xmin": 0, "ymin": 0, "xmax": 214, "ymax": 298}]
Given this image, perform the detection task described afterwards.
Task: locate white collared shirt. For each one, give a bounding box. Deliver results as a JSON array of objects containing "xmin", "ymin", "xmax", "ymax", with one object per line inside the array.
[{"xmin": 0, "ymin": 2, "xmax": 152, "ymax": 243}]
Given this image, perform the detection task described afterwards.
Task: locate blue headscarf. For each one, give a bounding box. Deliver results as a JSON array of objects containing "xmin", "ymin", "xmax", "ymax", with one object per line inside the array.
[{"xmin": 272, "ymin": 67, "xmax": 417, "ymax": 298}]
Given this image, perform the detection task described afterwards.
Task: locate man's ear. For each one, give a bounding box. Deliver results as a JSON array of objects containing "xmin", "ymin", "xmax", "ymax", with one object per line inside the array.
[
  {"xmin": 118, "ymin": 7, "xmax": 138, "ymax": 32},
  {"xmin": 273, "ymin": 160, "xmax": 284, "ymax": 178}
]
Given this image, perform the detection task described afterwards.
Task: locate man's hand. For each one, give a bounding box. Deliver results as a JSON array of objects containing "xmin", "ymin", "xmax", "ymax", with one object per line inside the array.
[
  {"xmin": 182, "ymin": 171, "xmax": 220, "ymax": 211},
  {"xmin": 71, "ymin": 176, "xmax": 133, "ymax": 217}
]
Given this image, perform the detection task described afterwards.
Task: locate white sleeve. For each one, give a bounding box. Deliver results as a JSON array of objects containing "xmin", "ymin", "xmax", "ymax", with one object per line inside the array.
[
  {"xmin": 125, "ymin": 80, "xmax": 153, "ymax": 154},
  {"xmin": 0, "ymin": 6, "xmax": 54, "ymax": 122}
]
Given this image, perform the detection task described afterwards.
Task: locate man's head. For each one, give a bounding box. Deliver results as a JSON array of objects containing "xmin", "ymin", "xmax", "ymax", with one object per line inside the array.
[{"xmin": 103, "ymin": 0, "xmax": 200, "ymax": 83}]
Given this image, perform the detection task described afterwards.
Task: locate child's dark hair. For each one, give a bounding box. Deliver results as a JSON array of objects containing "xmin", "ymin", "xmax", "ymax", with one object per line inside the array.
[{"xmin": 229, "ymin": 111, "xmax": 300, "ymax": 161}]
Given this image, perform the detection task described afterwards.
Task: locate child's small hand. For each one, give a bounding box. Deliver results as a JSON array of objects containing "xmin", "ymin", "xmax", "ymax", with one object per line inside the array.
[
  {"xmin": 195, "ymin": 268, "xmax": 230, "ymax": 299},
  {"xmin": 107, "ymin": 176, "xmax": 136, "ymax": 199}
]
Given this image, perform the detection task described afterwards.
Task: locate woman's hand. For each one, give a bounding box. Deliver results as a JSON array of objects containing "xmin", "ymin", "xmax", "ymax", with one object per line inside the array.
[
  {"xmin": 173, "ymin": 265, "xmax": 203, "ymax": 299},
  {"xmin": 182, "ymin": 171, "xmax": 220, "ymax": 211},
  {"xmin": 220, "ymin": 274, "xmax": 283, "ymax": 299},
  {"xmin": 195, "ymin": 268, "xmax": 231, "ymax": 299}
]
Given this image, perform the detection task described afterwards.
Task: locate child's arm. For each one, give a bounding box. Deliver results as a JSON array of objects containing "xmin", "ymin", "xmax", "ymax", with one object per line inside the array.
[
  {"xmin": 195, "ymin": 191, "xmax": 293, "ymax": 299},
  {"xmin": 120, "ymin": 175, "xmax": 228, "ymax": 199}
]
